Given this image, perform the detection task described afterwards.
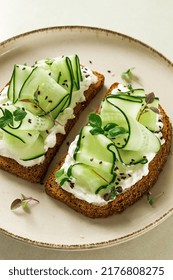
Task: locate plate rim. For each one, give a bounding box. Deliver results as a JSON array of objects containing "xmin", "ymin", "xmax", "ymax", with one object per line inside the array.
[
  {"xmin": 0, "ymin": 25, "xmax": 173, "ymax": 250},
  {"xmin": 0, "ymin": 206, "xmax": 173, "ymax": 250},
  {"xmin": 0, "ymin": 25, "xmax": 173, "ymax": 66}
]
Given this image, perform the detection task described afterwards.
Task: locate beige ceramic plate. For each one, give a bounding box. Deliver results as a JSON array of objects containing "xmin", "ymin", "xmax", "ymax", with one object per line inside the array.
[{"xmin": 0, "ymin": 26, "xmax": 173, "ymax": 250}]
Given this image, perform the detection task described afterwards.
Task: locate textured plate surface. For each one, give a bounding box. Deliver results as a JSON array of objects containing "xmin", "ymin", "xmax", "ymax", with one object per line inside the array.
[{"xmin": 0, "ymin": 26, "xmax": 173, "ymax": 250}]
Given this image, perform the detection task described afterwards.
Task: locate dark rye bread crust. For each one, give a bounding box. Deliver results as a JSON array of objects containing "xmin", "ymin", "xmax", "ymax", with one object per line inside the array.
[
  {"xmin": 0, "ymin": 71, "xmax": 104, "ymax": 183},
  {"xmin": 45, "ymin": 83, "xmax": 172, "ymax": 218}
]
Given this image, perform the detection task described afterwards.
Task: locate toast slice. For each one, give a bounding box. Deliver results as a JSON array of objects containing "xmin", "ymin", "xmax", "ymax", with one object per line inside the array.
[
  {"xmin": 45, "ymin": 83, "xmax": 172, "ymax": 218},
  {"xmin": 0, "ymin": 69, "xmax": 104, "ymax": 183}
]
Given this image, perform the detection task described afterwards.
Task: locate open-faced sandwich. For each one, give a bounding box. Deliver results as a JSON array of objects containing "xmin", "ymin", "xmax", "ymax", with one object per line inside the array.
[
  {"xmin": 0, "ymin": 55, "xmax": 104, "ymax": 183},
  {"xmin": 45, "ymin": 82, "xmax": 172, "ymax": 218}
]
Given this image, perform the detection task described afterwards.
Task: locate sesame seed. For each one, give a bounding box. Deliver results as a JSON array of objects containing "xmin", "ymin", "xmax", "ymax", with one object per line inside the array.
[
  {"xmin": 114, "ymin": 166, "xmax": 119, "ymax": 171},
  {"xmin": 70, "ymin": 182, "xmax": 74, "ymax": 189},
  {"xmin": 116, "ymin": 186, "xmax": 123, "ymax": 193}
]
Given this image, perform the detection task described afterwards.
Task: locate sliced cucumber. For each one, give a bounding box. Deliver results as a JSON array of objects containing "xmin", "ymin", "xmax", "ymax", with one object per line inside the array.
[
  {"xmin": 19, "ymin": 67, "xmax": 69, "ymax": 116},
  {"xmin": 100, "ymin": 96, "xmax": 160, "ymax": 152},
  {"xmin": 68, "ymin": 54, "xmax": 83, "ymax": 90},
  {"xmin": 138, "ymin": 98, "xmax": 159, "ymax": 131},
  {"xmin": 20, "ymin": 135, "xmax": 45, "ymax": 161},
  {"xmin": 74, "ymin": 125, "xmax": 116, "ymax": 174},
  {"xmin": 7, "ymin": 67, "xmax": 15, "ymax": 102},
  {"xmin": 2, "ymin": 126, "xmax": 39, "ymax": 144},
  {"xmin": 129, "ymin": 88, "xmax": 145, "ymax": 97},
  {"xmin": 3, "ymin": 132, "xmax": 45, "ymax": 160},
  {"xmin": 7, "ymin": 64, "xmax": 32, "ymax": 103},
  {"xmin": 67, "ymin": 163, "xmax": 114, "ymax": 194},
  {"xmin": 16, "ymin": 100, "xmax": 43, "ymax": 116},
  {"xmin": 50, "ymin": 56, "xmax": 73, "ymax": 93},
  {"xmin": 106, "ymin": 94, "xmax": 142, "ymax": 120},
  {"xmin": 17, "ymin": 110, "xmax": 54, "ymax": 131},
  {"xmin": 117, "ymin": 149, "xmax": 148, "ymax": 165},
  {"xmin": 49, "ymin": 94, "xmax": 70, "ymax": 119},
  {"xmin": 35, "ymin": 55, "xmax": 82, "ymax": 92}
]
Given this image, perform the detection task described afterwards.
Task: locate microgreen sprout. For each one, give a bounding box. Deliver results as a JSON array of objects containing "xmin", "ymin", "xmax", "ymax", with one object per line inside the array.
[
  {"xmin": 121, "ymin": 67, "xmax": 139, "ymax": 84},
  {"xmin": 0, "ymin": 107, "xmax": 27, "ymax": 129},
  {"xmin": 146, "ymin": 191, "xmax": 164, "ymax": 206},
  {"xmin": 137, "ymin": 92, "xmax": 160, "ymax": 121},
  {"xmin": 89, "ymin": 113, "xmax": 127, "ymax": 138},
  {"xmin": 10, "ymin": 193, "xmax": 39, "ymax": 211}
]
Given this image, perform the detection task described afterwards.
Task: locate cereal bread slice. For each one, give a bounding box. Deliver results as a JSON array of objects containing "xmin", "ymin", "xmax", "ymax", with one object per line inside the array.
[
  {"xmin": 0, "ymin": 71, "xmax": 104, "ymax": 183},
  {"xmin": 45, "ymin": 83, "xmax": 172, "ymax": 218}
]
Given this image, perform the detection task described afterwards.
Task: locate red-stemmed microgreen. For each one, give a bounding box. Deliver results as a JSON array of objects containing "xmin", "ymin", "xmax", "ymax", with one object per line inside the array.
[
  {"xmin": 137, "ymin": 92, "xmax": 160, "ymax": 121},
  {"xmin": 10, "ymin": 193, "xmax": 39, "ymax": 211}
]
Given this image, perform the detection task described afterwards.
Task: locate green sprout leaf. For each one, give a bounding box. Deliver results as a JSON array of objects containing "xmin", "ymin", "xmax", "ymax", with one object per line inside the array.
[
  {"xmin": 90, "ymin": 127, "xmax": 104, "ymax": 135},
  {"xmin": 104, "ymin": 123, "xmax": 118, "ymax": 131},
  {"xmin": 107, "ymin": 126, "xmax": 127, "ymax": 139},
  {"xmin": 0, "ymin": 108, "xmax": 13, "ymax": 128},
  {"xmin": 0, "ymin": 107, "xmax": 27, "ymax": 129},
  {"xmin": 146, "ymin": 192, "xmax": 154, "ymax": 206},
  {"xmin": 89, "ymin": 113, "xmax": 102, "ymax": 128},
  {"xmin": 121, "ymin": 67, "xmax": 139, "ymax": 83},
  {"xmin": 146, "ymin": 191, "xmax": 164, "ymax": 206},
  {"xmin": 13, "ymin": 108, "xmax": 27, "ymax": 121}
]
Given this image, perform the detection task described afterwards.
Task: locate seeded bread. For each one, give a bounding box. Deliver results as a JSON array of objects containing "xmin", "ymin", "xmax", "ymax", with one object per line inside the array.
[
  {"xmin": 45, "ymin": 83, "xmax": 172, "ymax": 218},
  {"xmin": 0, "ymin": 71, "xmax": 104, "ymax": 183}
]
